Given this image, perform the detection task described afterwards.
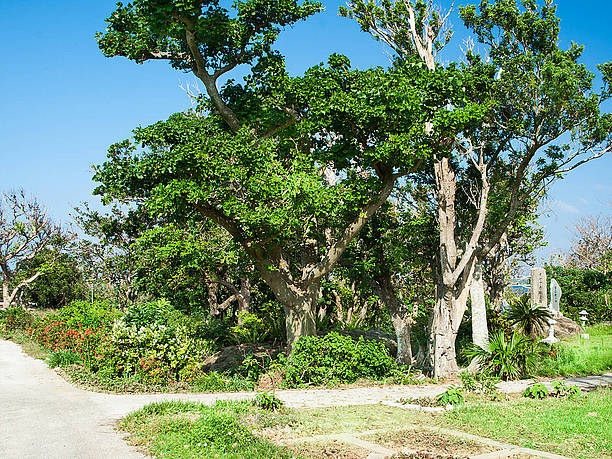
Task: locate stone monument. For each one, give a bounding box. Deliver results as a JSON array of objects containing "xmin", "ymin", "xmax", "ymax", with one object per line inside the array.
[
  {"xmin": 549, "ymin": 278, "xmax": 562, "ymax": 317},
  {"xmin": 530, "ymin": 267, "xmax": 547, "ymax": 308},
  {"xmin": 470, "ymin": 263, "xmax": 488, "ymax": 348}
]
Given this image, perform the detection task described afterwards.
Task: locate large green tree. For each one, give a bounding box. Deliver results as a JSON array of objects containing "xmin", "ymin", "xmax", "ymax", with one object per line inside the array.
[
  {"xmin": 94, "ymin": 0, "xmax": 437, "ymax": 346},
  {"xmin": 344, "ymin": 0, "xmax": 612, "ymax": 376}
]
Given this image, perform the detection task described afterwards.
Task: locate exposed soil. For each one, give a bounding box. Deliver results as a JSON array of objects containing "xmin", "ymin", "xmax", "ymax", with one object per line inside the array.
[
  {"xmin": 362, "ymin": 428, "xmax": 494, "ymax": 457},
  {"xmin": 287, "ymin": 439, "xmax": 372, "ymax": 459}
]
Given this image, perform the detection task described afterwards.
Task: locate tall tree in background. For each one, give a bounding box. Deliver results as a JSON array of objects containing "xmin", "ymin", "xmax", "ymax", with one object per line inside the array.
[
  {"xmin": 0, "ymin": 191, "xmax": 70, "ymax": 308},
  {"xmin": 73, "ymin": 204, "xmax": 147, "ymax": 307},
  {"xmin": 565, "ymin": 214, "xmax": 612, "ymax": 274},
  {"xmin": 343, "ymin": 0, "xmax": 612, "ymax": 376},
  {"xmin": 94, "ymin": 0, "xmax": 437, "ymax": 347},
  {"xmin": 132, "ymin": 222, "xmax": 255, "ymax": 317},
  {"xmin": 20, "ymin": 250, "xmax": 86, "ymax": 309}
]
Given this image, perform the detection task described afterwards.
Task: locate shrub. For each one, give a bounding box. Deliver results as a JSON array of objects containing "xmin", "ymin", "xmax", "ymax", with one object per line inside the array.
[
  {"xmin": 252, "ymin": 392, "xmax": 284, "ymax": 411},
  {"xmin": 231, "ymin": 312, "xmax": 267, "ymax": 344},
  {"xmin": 523, "ymin": 383, "xmax": 548, "ymax": 399},
  {"xmin": 56, "ymin": 300, "xmax": 118, "ymax": 329},
  {"xmin": 0, "ymin": 308, "xmax": 34, "ymax": 332},
  {"xmin": 437, "ymin": 386, "xmax": 464, "ymax": 407},
  {"xmin": 464, "ymin": 331, "xmax": 538, "ymax": 380},
  {"xmin": 507, "ymin": 294, "xmax": 552, "ymax": 335},
  {"xmin": 121, "ymin": 299, "xmax": 176, "ymax": 330},
  {"xmin": 545, "ymin": 265, "xmax": 612, "ymax": 321},
  {"xmin": 284, "ymin": 332, "xmax": 396, "ymax": 387},
  {"xmin": 48, "ymin": 350, "xmax": 82, "ymax": 368},
  {"xmin": 94, "ymin": 317, "xmax": 213, "ymax": 383}
]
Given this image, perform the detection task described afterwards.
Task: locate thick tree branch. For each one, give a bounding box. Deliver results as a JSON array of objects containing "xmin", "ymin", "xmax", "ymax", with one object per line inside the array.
[{"xmin": 177, "ymin": 14, "xmax": 242, "ymax": 133}]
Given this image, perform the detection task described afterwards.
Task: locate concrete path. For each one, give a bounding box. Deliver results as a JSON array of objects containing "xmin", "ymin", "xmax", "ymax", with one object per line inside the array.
[{"xmin": 1, "ymin": 339, "xmax": 609, "ymax": 458}]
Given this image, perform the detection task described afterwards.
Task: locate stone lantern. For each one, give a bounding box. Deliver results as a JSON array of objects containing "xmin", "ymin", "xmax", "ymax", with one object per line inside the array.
[
  {"xmin": 579, "ymin": 310, "xmax": 589, "ymax": 339},
  {"xmin": 541, "ymin": 317, "xmax": 560, "ymax": 344}
]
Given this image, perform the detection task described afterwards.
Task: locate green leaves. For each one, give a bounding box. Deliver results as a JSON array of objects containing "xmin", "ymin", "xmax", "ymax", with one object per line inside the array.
[{"xmin": 97, "ymin": 0, "xmax": 321, "ymax": 75}]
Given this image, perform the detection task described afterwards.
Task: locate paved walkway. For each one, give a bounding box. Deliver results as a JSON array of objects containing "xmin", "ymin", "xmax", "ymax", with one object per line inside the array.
[{"xmin": 1, "ymin": 339, "xmax": 609, "ymax": 458}]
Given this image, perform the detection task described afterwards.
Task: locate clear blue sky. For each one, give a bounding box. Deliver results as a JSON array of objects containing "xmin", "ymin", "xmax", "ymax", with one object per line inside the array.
[{"xmin": 0, "ymin": 0, "xmax": 610, "ymax": 260}]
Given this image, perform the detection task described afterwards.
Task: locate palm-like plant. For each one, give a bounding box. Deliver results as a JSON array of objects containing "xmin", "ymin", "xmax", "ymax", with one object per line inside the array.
[
  {"xmin": 507, "ymin": 294, "xmax": 552, "ymax": 336},
  {"xmin": 464, "ymin": 331, "xmax": 538, "ymax": 380}
]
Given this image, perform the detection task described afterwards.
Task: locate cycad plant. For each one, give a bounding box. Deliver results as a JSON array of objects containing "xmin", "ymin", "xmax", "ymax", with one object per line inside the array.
[
  {"xmin": 464, "ymin": 331, "xmax": 538, "ymax": 380},
  {"xmin": 507, "ymin": 294, "xmax": 552, "ymax": 336}
]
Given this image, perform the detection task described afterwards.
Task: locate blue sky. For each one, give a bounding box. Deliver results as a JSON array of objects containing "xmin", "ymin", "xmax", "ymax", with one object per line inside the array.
[{"xmin": 0, "ymin": 0, "xmax": 610, "ymax": 261}]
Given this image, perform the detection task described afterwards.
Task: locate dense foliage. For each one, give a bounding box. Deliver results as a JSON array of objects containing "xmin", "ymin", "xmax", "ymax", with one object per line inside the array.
[
  {"xmin": 545, "ymin": 265, "xmax": 612, "ymax": 321},
  {"xmin": 464, "ymin": 331, "xmax": 538, "ymax": 380},
  {"xmin": 283, "ymin": 332, "xmax": 397, "ymax": 386}
]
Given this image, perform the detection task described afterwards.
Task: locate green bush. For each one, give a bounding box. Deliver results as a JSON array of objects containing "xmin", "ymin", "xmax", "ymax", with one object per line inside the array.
[
  {"xmin": 231, "ymin": 312, "xmax": 266, "ymax": 344},
  {"xmin": 56, "ymin": 300, "xmax": 118, "ymax": 329},
  {"xmin": 284, "ymin": 332, "xmax": 396, "ymax": 387},
  {"xmin": 545, "ymin": 266, "xmax": 611, "ymax": 321},
  {"xmin": 523, "ymin": 383, "xmax": 548, "ymax": 399},
  {"xmin": 464, "ymin": 331, "xmax": 538, "ymax": 380},
  {"xmin": 437, "ymin": 386, "xmax": 464, "ymax": 406},
  {"xmin": 95, "ymin": 316, "xmax": 213, "ymax": 383},
  {"xmin": 122, "ymin": 299, "xmax": 177, "ymax": 330},
  {"xmin": 252, "ymin": 391, "xmax": 284, "ymax": 411}
]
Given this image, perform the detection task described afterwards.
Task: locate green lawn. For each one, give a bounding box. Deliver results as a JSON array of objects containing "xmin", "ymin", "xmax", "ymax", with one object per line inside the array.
[
  {"xmin": 119, "ymin": 388, "xmax": 612, "ymax": 458},
  {"xmin": 537, "ymin": 324, "xmax": 612, "ymax": 377},
  {"xmin": 439, "ymin": 389, "xmax": 611, "ymax": 458}
]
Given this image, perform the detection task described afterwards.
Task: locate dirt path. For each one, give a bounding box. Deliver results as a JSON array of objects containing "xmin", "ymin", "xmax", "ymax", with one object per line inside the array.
[{"xmin": 1, "ymin": 339, "xmax": 609, "ymax": 458}]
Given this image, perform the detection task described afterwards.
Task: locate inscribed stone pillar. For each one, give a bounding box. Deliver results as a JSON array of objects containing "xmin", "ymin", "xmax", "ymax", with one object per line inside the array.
[
  {"xmin": 530, "ymin": 268, "xmax": 547, "ymax": 309},
  {"xmin": 470, "ymin": 262, "xmax": 489, "ymax": 348},
  {"xmin": 550, "ymin": 278, "xmax": 562, "ymax": 317}
]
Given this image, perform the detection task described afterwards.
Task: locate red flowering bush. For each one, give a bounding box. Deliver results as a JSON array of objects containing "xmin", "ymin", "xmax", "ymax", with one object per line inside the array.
[{"xmin": 0, "ymin": 308, "xmax": 34, "ymax": 332}]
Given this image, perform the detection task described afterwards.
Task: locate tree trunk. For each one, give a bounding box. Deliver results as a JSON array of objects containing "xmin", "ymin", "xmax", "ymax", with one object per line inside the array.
[
  {"xmin": 237, "ymin": 277, "xmax": 251, "ymax": 316},
  {"xmin": 373, "ymin": 274, "xmax": 413, "ymax": 365},
  {"xmin": 2, "ymin": 282, "xmax": 9, "ymax": 309},
  {"xmin": 207, "ymin": 281, "xmax": 220, "ymax": 316},
  {"xmin": 425, "ymin": 287, "xmax": 459, "ymax": 378},
  {"xmin": 391, "ymin": 311, "xmax": 413, "ymax": 365},
  {"xmin": 283, "ymin": 295, "xmax": 317, "ymax": 350}
]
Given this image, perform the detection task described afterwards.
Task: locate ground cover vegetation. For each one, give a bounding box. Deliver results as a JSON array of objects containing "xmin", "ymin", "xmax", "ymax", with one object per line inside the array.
[
  {"xmin": 0, "ymin": 302, "xmax": 422, "ymax": 391},
  {"xmin": 1, "ymin": 0, "xmax": 611, "ymax": 389},
  {"xmin": 118, "ymin": 387, "xmax": 611, "ymax": 458}
]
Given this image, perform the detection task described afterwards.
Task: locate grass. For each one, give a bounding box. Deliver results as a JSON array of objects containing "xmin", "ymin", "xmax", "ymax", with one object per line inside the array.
[
  {"xmin": 120, "ymin": 400, "xmax": 293, "ymax": 458},
  {"xmin": 537, "ymin": 325, "xmax": 612, "ymax": 377},
  {"xmin": 57, "ymin": 365, "xmax": 256, "ymax": 394},
  {"xmin": 440, "ymin": 389, "xmax": 612, "ymax": 459},
  {"xmin": 120, "ymin": 389, "xmax": 612, "ymax": 458}
]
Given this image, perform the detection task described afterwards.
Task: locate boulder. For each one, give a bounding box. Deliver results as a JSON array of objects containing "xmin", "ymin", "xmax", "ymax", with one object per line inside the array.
[
  {"xmin": 533, "ymin": 315, "xmax": 582, "ymax": 340},
  {"xmin": 200, "ymin": 343, "xmax": 283, "ymax": 373}
]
